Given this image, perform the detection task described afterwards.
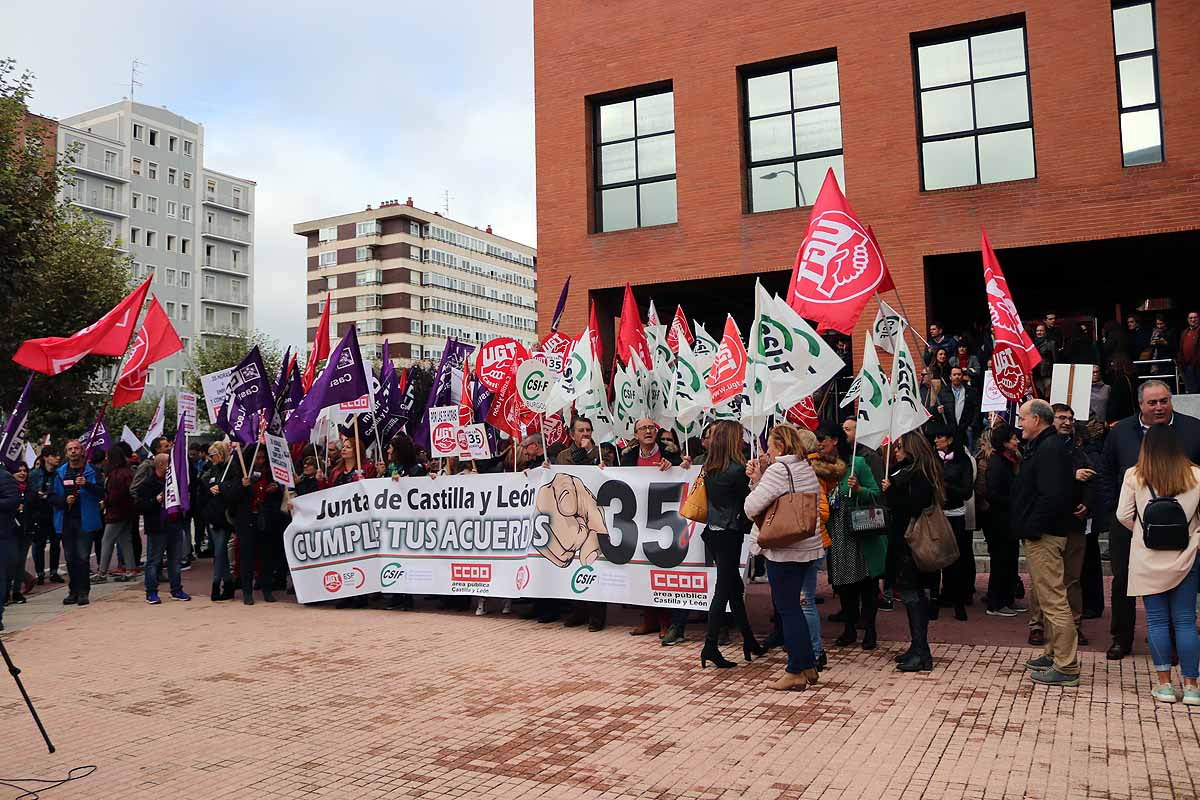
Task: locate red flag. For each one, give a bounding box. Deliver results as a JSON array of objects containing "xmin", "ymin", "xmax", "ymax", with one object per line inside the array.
[
  {"xmin": 982, "ymin": 228, "xmax": 1039, "ymax": 400},
  {"xmin": 14, "ymin": 276, "xmax": 152, "ymax": 375},
  {"xmin": 112, "ymin": 298, "xmax": 185, "ymax": 408},
  {"xmin": 786, "ymin": 169, "xmax": 893, "ymax": 334},
  {"xmin": 303, "ymin": 293, "xmax": 332, "ymax": 392},
  {"xmin": 485, "ymin": 364, "xmax": 522, "ymax": 438},
  {"xmin": 782, "ymin": 396, "xmax": 819, "ymax": 430},
  {"xmin": 458, "ymin": 365, "xmax": 473, "ymax": 426},
  {"xmin": 665, "ymin": 305, "xmax": 695, "ymax": 353},
  {"xmin": 705, "ymin": 315, "xmax": 748, "ymax": 405},
  {"xmin": 865, "ymin": 226, "xmax": 896, "ymax": 294},
  {"xmin": 588, "ymin": 300, "xmax": 604, "ymax": 369},
  {"xmin": 616, "ymin": 283, "xmax": 651, "ymax": 368}
]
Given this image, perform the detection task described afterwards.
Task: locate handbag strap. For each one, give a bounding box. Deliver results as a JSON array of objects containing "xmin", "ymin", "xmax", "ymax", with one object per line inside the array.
[{"xmin": 780, "ymin": 461, "xmax": 796, "ymax": 495}]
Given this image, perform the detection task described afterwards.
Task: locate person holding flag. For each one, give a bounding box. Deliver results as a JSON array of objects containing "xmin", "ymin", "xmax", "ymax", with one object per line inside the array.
[
  {"xmin": 222, "ymin": 445, "xmax": 281, "ymax": 606},
  {"xmin": 135, "ymin": 453, "xmax": 186, "ymax": 604}
]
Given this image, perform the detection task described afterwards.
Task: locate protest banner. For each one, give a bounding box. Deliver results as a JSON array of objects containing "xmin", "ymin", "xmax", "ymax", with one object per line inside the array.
[
  {"xmin": 427, "ymin": 405, "xmax": 461, "ymax": 458},
  {"xmin": 178, "ymin": 392, "xmax": 198, "ymax": 435},
  {"xmin": 476, "ymin": 337, "xmax": 529, "ymax": 392},
  {"xmin": 200, "ymin": 367, "xmax": 234, "ymax": 424},
  {"xmin": 981, "ymin": 370, "xmax": 1008, "ymax": 412},
  {"xmin": 283, "ymin": 466, "xmax": 726, "ymax": 608},
  {"xmin": 516, "ymin": 359, "xmax": 553, "ymax": 414},
  {"xmin": 265, "ymin": 432, "xmax": 295, "ymax": 488},
  {"xmin": 457, "ymin": 423, "xmax": 492, "ymax": 460},
  {"xmin": 1050, "ymin": 363, "xmax": 1094, "ymax": 420}
]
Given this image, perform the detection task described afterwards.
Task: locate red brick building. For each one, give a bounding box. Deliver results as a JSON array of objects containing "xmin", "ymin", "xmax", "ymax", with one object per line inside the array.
[{"xmin": 533, "ymin": 0, "xmax": 1200, "ymax": 361}]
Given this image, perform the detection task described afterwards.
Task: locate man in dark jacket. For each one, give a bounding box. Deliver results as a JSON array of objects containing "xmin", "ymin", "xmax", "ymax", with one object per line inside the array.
[
  {"xmin": 935, "ymin": 367, "xmax": 982, "ymax": 450},
  {"xmin": 1013, "ymin": 399, "xmax": 1079, "ymax": 687},
  {"xmin": 1095, "ymin": 379, "xmax": 1200, "ymax": 660},
  {"xmin": 556, "ymin": 417, "xmax": 600, "ymax": 466},
  {"xmin": 136, "ymin": 454, "xmax": 188, "ymax": 604},
  {"xmin": 0, "ymin": 464, "xmax": 20, "ymax": 631}
]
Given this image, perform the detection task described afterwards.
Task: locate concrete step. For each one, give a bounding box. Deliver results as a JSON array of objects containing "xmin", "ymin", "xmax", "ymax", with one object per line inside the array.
[{"xmin": 972, "ymin": 556, "xmax": 1113, "ymax": 576}]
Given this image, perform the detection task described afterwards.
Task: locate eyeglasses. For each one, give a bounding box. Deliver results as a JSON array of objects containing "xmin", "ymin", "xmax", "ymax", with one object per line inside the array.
[{"xmin": 635, "ymin": 424, "xmax": 657, "ymax": 432}]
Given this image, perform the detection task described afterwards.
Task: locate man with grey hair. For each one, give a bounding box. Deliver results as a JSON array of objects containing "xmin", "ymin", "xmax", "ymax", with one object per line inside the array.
[
  {"xmin": 1097, "ymin": 378, "xmax": 1200, "ymax": 659},
  {"xmin": 1013, "ymin": 399, "xmax": 1079, "ymax": 686}
]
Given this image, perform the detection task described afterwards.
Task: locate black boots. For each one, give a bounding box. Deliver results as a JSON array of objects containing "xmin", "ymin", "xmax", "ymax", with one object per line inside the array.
[{"xmin": 700, "ymin": 641, "xmax": 736, "ymax": 668}]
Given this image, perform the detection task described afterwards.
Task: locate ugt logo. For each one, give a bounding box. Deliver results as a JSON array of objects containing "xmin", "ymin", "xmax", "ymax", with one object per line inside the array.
[{"xmin": 796, "ymin": 211, "xmax": 884, "ymax": 303}]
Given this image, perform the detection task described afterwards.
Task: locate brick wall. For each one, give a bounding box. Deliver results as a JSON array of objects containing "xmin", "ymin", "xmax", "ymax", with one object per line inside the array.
[{"xmin": 533, "ymin": 0, "xmax": 1200, "ymax": 348}]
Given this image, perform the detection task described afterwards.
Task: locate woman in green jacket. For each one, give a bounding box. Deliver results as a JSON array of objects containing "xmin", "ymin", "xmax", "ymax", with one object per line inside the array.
[{"xmin": 816, "ymin": 425, "xmax": 885, "ymax": 650}]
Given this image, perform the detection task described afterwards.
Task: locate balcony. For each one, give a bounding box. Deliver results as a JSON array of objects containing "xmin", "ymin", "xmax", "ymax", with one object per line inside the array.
[
  {"xmin": 203, "ymin": 192, "xmax": 250, "ymax": 215},
  {"xmin": 202, "ymin": 220, "xmax": 251, "ymax": 244},
  {"xmin": 70, "ymin": 155, "xmax": 129, "ymax": 182},
  {"xmin": 68, "ymin": 190, "xmax": 128, "ymax": 218},
  {"xmin": 200, "ymin": 325, "xmax": 246, "ymax": 339},
  {"xmin": 201, "ymin": 287, "xmax": 250, "ymax": 307},
  {"xmin": 201, "ymin": 260, "xmax": 248, "ymax": 276}
]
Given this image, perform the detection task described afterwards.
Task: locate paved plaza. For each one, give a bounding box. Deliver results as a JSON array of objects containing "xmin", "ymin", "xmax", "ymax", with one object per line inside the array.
[{"xmin": 1, "ymin": 574, "xmax": 1199, "ymax": 800}]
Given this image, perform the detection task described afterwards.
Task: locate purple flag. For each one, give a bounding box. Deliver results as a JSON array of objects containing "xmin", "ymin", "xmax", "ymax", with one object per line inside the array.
[
  {"xmin": 470, "ymin": 380, "xmax": 498, "ymax": 451},
  {"xmin": 217, "ymin": 346, "xmax": 274, "ymax": 444},
  {"xmin": 399, "ymin": 366, "xmax": 419, "ymax": 435},
  {"xmin": 272, "ymin": 347, "xmax": 291, "ymax": 405},
  {"xmin": 411, "ymin": 339, "xmax": 474, "ymax": 451},
  {"xmin": 79, "ymin": 417, "xmax": 112, "ymax": 454},
  {"xmin": 0, "ymin": 375, "xmax": 33, "ymax": 471},
  {"xmin": 163, "ymin": 410, "xmax": 190, "ymax": 521},
  {"xmin": 550, "ymin": 275, "xmax": 571, "ymax": 332},
  {"xmin": 285, "ymin": 326, "xmax": 369, "ymax": 442},
  {"xmin": 375, "ymin": 340, "xmax": 406, "ymax": 444}
]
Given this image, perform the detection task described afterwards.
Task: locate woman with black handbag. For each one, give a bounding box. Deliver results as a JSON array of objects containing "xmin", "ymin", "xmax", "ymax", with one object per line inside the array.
[
  {"xmin": 883, "ymin": 431, "xmax": 946, "ymax": 673},
  {"xmin": 1116, "ymin": 424, "xmax": 1200, "ymax": 705},
  {"xmin": 697, "ymin": 420, "xmax": 763, "ymax": 669}
]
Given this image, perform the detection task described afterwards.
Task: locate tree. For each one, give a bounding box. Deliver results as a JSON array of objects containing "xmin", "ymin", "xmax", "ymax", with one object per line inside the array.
[
  {"xmin": 1, "ymin": 59, "xmax": 133, "ymax": 441},
  {"xmin": 183, "ymin": 329, "xmax": 283, "ymax": 407}
]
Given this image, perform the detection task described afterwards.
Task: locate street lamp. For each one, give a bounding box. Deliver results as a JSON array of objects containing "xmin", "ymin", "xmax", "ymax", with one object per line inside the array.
[{"xmin": 760, "ymin": 169, "xmax": 808, "ymax": 207}]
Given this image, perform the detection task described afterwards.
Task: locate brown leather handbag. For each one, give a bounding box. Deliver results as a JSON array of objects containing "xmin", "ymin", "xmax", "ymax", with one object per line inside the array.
[{"xmin": 754, "ymin": 463, "xmax": 819, "ymax": 549}]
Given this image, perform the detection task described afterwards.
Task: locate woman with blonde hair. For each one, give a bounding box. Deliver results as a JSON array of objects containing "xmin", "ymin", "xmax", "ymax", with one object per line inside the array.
[
  {"xmin": 1116, "ymin": 424, "xmax": 1200, "ymax": 705},
  {"xmin": 744, "ymin": 424, "xmax": 823, "ymax": 691}
]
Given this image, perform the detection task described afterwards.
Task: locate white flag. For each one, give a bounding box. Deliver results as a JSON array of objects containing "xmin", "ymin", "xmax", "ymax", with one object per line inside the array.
[
  {"xmin": 840, "ymin": 338, "xmax": 892, "ymax": 450},
  {"xmin": 748, "ymin": 280, "xmax": 844, "ymax": 410},
  {"xmin": 120, "ymin": 425, "xmax": 143, "ymax": 453},
  {"xmin": 693, "ymin": 322, "xmax": 720, "ymax": 359},
  {"xmin": 612, "ymin": 361, "xmax": 645, "ymax": 439},
  {"xmin": 670, "ymin": 336, "xmax": 711, "ymax": 427},
  {"xmin": 872, "ymin": 297, "xmax": 904, "ymax": 355},
  {"xmin": 888, "ymin": 318, "xmax": 931, "ymax": 441},
  {"xmin": 647, "ymin": 299, "xmax": 661, "ymax": 326},
  {"xmin": 22, "ymin": 443, "xmax": 36, "ymax": 469},
  {"xmin": 143, "ymin": 395, "xmax": 165, "ymax": 447}
]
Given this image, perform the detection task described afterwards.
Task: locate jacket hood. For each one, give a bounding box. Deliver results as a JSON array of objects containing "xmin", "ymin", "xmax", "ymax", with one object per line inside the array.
[{"xmin": 809, "ymin": 454, "xmax": 847, "ymax": 483}]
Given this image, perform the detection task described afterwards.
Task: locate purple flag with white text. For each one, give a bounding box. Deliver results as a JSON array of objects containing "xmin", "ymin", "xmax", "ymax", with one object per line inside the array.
[
  {"xmin": 163, "ymin": 411, "xmax": 190, "ymax": 521},
  {"xmin": 0, "ymin": 375, "xmax": 33, "ymax": 471},
  {"xmin": 285, "ymin": 326, "xmax": 370, "ymax": 442},
  {"xmin": 217, "ymin": 346, "xmax": 274, "ymax": 444},
  {"xmin": 79, "ymin": 417, "xmax": 112, "ymax": 455}
]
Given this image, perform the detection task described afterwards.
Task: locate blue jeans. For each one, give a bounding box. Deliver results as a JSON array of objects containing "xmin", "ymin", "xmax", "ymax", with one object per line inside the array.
[
  {"xmin": 766, "ymin": 559, "xmax": 816, "ymax": 674},
  {"xmin": 1143, "ymin": 554, "xmax": 1200, "ymax": 679},
  {"xmin": 210, "ymin": 526, "xmax": 232, "ymax": 581},
  {"xmin": 799, "ymin": 555, "xmax": 824, "ymax": 658},
  {"xmin": 144, "ymin": 525, "xmax": 182, "ymax": 595}
]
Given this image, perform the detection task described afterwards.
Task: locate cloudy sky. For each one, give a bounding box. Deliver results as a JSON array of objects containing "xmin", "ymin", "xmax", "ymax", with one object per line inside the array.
[{"xmin": 2, "ymin": 0, "xmax": 536, "ymax": 353}]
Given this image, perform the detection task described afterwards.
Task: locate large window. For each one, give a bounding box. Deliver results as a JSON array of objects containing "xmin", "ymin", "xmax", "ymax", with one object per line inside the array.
[
  {"xmin": 744, "ymin": 56, "xmax": 844, "ymax": 212},
  {"xmin": 914, "ymin": 22, "xmax": 1035, "ymax": 190},
  {"xmin": 593, "ymin": 88, "xmax": 677, "ymax": 232},
  {"xmin": 1112, "ymin": 2, "xmax": 1163, "ymax": 166}
]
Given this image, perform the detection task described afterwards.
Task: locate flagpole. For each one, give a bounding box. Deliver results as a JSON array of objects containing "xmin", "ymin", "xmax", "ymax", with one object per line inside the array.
[
  {"xmin": 885, "ymin": 290, "xmax": 930, "ymax": 348},
  {"xmin": 353, "ymin": 415, "xmax": 363, "ymax": 474},
  {"xmin": 539, "ymin": 413, "xmax": 549, "ymax": 468}
]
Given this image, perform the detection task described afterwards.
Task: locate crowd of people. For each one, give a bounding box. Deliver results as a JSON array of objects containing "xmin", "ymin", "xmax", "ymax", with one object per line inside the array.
[{"xmin": 2, "ymin": 310, "xmax": 1200, "ymax": 704}]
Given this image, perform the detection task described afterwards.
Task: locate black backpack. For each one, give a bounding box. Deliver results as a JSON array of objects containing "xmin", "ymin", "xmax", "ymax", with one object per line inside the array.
[{"xmin": 1136, "ymin": 484, "xmax": 1193, "ymax": 551}]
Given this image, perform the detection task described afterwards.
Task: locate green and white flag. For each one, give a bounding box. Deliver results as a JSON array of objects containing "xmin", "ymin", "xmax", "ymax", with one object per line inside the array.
[
  {"xmin": 840, "ymin": 338, "xmax": 892, "ymax": 450},
  {"xmin": 872, "ymin": 297, "xmax": 904, "ymax": 355},
  {"xmin": 670, "ymin": 336, "xmax": 711, "ymax": 427},
  {"xmin": 888, "ymin": 317, "xmax": 931, "ymax": 440},
  {"xmin": 748, "ymin": 280, "xmax": 844, "ymax": 411},
  {"xmin": 643, "ymin": 326, "xmax": 674, "ymax": 429},
  {"xmin": 612, "ymin": 360, "xmax": 645, "ymax": 439},
  {"xmin": 693, "ymin": 322, "xmax": 720, "ymax": 360}
]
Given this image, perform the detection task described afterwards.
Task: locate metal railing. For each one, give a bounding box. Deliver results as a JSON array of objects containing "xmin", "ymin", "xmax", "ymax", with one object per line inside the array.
[
  {"xmin": 202, "ymin": 220, "xmax": 251, "ymax": 242},
  {"xmin": 71, "ymin": 154, "xmax": 127, "ymax": 179},
  {"xmin": 201, "ymin": 260, "xmax": 247, "ymax": 273},
  {"xmin": 201, "ymin": 287, "xmax": 249, "ymax": 305},
  {"xmin": 71, "ymin": 190, "xmax": 127, "ymax": 214}
]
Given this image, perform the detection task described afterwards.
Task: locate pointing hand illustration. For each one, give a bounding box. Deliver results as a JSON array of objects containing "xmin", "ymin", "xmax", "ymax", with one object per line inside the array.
[{"xmin": 534, "ymin": 473, "xmax": 606, "ymax": 568}]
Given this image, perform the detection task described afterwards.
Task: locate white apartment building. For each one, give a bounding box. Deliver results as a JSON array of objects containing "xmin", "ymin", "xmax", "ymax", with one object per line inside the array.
[
  {"xmin": 58, "ymin": 100, "xmax": 255, "ymax": 391},
  {"xmin": 296, "ymin": 198, "xmax": 536, "ymax": 366}
]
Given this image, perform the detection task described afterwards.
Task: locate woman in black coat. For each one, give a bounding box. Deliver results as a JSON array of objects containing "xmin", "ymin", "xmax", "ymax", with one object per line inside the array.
[
  {"xmin": 983, "ymin": 423, "xmax": 1022, "ymax": 615},
  {"xmin": 930, "ymin": 425, "xmax": 974, "ymax": 621},
  {"xmin": 222, "ymin": 446, "xmax": 282, "ymax": 605},
  {"xmin": 883, "ymin": 431, "xmax": 944, "ymax": 673}
]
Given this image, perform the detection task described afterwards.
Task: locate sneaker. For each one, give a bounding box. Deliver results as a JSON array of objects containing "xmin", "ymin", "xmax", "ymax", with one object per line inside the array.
[
  {"xmin": 501, "ymin": 599, "xmax": 513, "ymax": 615},
  {"xmin": 1024, "ymin": 655, "xmax": 1054, "ymax": 671},
  {"xmin": 475, "ymin": 601, "xmax": 486, "ymax": 616},
  {"xmin": 878, "ymin": 597, "xmax": 895, "ymax": 611},
  {"xmin": 1151, "ymin": 684, "xmax": 1179, "ymax": 704},
  {"xmin": 1030, "ymin": 667, "xmax": 1080, "ymax": 687},
  {"xmin": 49, "ymin": 573, "xmax": 65, "ymax": 584},
  {"xmin": 1007, "ymin": 604, "xmax": 1028, "ymax": 614},
  {"xmin": 987, "ymin": 607, "xmax": 1019, "ymax": 617},
  {"xmin": 171, "ymin": 590, "xmax": 191, "ymax": 601},
  {"xmin": 179, "ymin": 563, "xmax": 192, "ymax": 572},
  {"xmin": 1183, "ymin": 688, "xmax": 1200, "ymax": 706},
  {"xmin": 146, "ymin": 592, "xmax": 161, "ymax": 605},
  {"xmin": 90, "ymin": 573, "xmax": 108, "ymax": 584}
]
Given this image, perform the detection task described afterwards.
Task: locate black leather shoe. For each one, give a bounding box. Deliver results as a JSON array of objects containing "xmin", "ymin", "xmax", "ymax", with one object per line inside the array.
[
  {"xmin": 1106, "ymin": 642, "xmax": 1128, "ymax": 660},
  {"xmin": 896, "ymin": 653, "xmax": 933, "ymax": 672},
  {"xmin": 1076, "ymin": 627, "xmax": 1089, "ymax": 646},
  {"xmin": 894, "ymin": 647, "xmax": 915, "ymax": 663}
]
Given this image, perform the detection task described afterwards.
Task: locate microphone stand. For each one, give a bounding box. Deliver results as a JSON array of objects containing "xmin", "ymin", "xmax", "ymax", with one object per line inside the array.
[{"xmin": 0, "ymin": 638, "xmax": 55, "ymax": 752}]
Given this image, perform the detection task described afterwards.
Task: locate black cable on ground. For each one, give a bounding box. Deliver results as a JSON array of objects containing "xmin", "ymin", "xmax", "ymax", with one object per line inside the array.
[{"xmin": 0, "ymin": 765, "xmax": 96, "ymax": 800}]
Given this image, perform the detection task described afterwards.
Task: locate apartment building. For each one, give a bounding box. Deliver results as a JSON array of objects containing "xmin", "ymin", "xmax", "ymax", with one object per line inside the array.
[
  {"xmin": 58, "ymin": 100, "xmax": 255, "ymax": 391},
  {"xmin": 296, "ymin": 199, "xmax": 537, "ymax": 365}
]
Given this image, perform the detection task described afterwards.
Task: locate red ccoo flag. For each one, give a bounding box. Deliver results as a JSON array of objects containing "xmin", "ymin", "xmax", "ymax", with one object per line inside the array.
[
  {"xmin": 787, "ymin": 169, "xmax": 894, "ymax": 334},
  {"xmin": 982, "ymin": 228, "xmax": 1039, "ymax": 400},
  {"xmin": 14, "ymin": 276, "xmax": 152, "ymax": 375},
  {"xmin": 303, "ymin": 293, "xmax": 332, "ymax": 391},
  {"xmin": 112, "ymin": 297, "xmax": 184, "ymax": 407},
  {"xmin": 615, "ymin": 283, "xmax": 651, "ymax": 368}
]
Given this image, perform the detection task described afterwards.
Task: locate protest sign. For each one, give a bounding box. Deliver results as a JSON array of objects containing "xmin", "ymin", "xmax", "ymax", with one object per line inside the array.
[
  {"xmin": 476, "ymin": 337, "xmax": 528, "ymax": 392},
  {"xmin": 427, "ymin": 405, "xmax": 461, "ymax": 458},
  {"xmin": 516, "ymin": 359, "xmax": 553, "ymax": 413},
  {"xmin": 200, "ymin": 367, "xmax": 234, "ymax": 424},
  {"xmin": 1050, "ymin": 363, "xmax": 1094, "ymax": 420},
  {"xmin": 283, "ymin": 466, "xmax": 727, "ymax": 608},
  {"xmin": 981, "ymin": 370, "xmax": 1008, "ymax": 412},
  {"xmin": 265, "ymin": 432, "xmax": 295, "ymax": 488},
  {"xmin": 177, "ymin": 392, "xmax": 198, "ymax": 435},
  {"xmin": 457, "ymin": 423, "xmax": 492, "ymax": 460}
]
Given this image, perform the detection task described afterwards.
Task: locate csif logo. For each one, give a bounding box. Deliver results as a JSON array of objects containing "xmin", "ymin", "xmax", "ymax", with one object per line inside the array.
[
  {"xmin": 380, "ymin": 561, "xmax": 406, "ymax": 588},
  {"xmin": 571, "ymin": 564, "xmax": 597, "ymax": 594},
  {"xmin": 522, "ymin": 368, "xmax": 549, "ymax": 396}
]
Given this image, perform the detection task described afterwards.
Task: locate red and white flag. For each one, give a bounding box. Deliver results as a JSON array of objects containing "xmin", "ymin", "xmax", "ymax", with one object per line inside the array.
[
  {"xmin": 982, "ymin": 229, "xmax": 1039, "ymax": 401},
  {"xmin": 787, "ymin": 169, "xmax": 894, "ymax": 335},
  {"xmin": 112, "ymin": 297, "xmax": 184, "ymax": 408},
  {"xmin": 705, "ymin": 315, "xmax": 747, "ymax": 405},
  {"xmin": 616, "ymin": 283, "xmax": 651, "ymax": 369},
  {"xmin": 665, "ymin": 305, "xmax": 694, "ymax": 353},
  {"xmin": 14, "ymin": 276, "xmax": 152, "ymax": 375},
  {"xmin": 303, "ymin": 293, "xmax": 332, "ymax": 392}
]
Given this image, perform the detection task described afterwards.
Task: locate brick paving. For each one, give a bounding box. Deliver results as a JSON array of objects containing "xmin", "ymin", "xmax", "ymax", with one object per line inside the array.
[{"xmin": 2, "ymin": 574, "xmax": 1199, "ymax": 800}]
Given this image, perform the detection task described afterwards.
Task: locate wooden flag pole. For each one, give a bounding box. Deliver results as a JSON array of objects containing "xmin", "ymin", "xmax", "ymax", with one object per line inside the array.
[{"xmin": 353, "ymin": 416, "xmax": 363, "ymax": 474}]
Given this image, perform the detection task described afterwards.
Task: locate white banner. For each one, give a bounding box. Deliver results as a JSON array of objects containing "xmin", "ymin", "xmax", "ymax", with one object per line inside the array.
[
  {"xmin": 283, "ymin": 466, "xmax": 729, "ymax": 609},
  {"xmin": 427, "ymin": 405, "xmax": 460, "ymax": 458},
  {"xmin": 1050, "ymin": 363, "xmax": 1093, "ymax": 421},
  {"xmin": 200, "ymin": 367, "xmax": 234, "ymax": 424},
  {"xmin": 178, "ymin": 392, "xmax": 198, "ymax": 435}
]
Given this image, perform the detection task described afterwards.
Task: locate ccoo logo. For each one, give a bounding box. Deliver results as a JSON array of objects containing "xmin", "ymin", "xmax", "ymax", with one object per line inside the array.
[{"xmin": 651, "ymin": 570, "xmax": 709, "ymax": 593}]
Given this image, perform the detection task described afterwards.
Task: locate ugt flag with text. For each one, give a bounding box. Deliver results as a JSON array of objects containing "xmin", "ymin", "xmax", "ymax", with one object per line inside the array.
[
  {"xmin": 285, "ymin": 327, "xmax": 370, "ymax": 443},
  {"xmin": 787, "ymin": 169, "xmax": 894, "ymax": 334},
  {"xmin": 982, "ymin": 229, "xmax": 1039, "ymax": 401}
]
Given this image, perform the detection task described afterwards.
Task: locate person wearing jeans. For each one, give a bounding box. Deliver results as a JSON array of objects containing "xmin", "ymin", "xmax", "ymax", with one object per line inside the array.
[
  {"xmin": 1116, "ymin": 424, "xmax": 1200, "ymax": 705},
  {"xmin": 26, "ymin": 448, "xmax": 61, "ymax": 584},
  {"xmin": 798, "ymin": 556, "xmax": 825, "ymax": 668},
  {"xmin": 135, "ymin": 454, "xmax": 188, "ymax": 603},
  {"xmin": 745, "ymin": 425, "xmax": 823, "ymax": 691}
]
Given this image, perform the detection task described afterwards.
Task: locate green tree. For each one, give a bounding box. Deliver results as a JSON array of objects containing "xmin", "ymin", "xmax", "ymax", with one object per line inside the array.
[
  {"xmin": 0, "ymin": 59, "xmax": 133, "ymax": 442},
  {"xmin": 183, "ymin": 330, "xmax": 284, "ymax": 399}
]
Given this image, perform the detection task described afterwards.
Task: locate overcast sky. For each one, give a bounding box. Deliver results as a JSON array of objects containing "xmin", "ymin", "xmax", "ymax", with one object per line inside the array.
[{"xmin": 2, "ymin": 0, "xmax": 536, "ymax": 353}]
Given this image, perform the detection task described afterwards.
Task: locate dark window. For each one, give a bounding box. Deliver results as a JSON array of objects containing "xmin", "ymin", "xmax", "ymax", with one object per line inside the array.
[
  {"xmin": 1112, "ymin": 1, "xmax": 1163, "ymax": 166},
  {"xmin": 593, "ymin": 88, "xmax": 677, "ymax": 232},
  {"xmin": 743, "ymin": 55, "xmax": 843, "ymax": 212},
  {"xmin": 914, "ymin": 21, "xmax": 1035, "ymax": 190}
]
